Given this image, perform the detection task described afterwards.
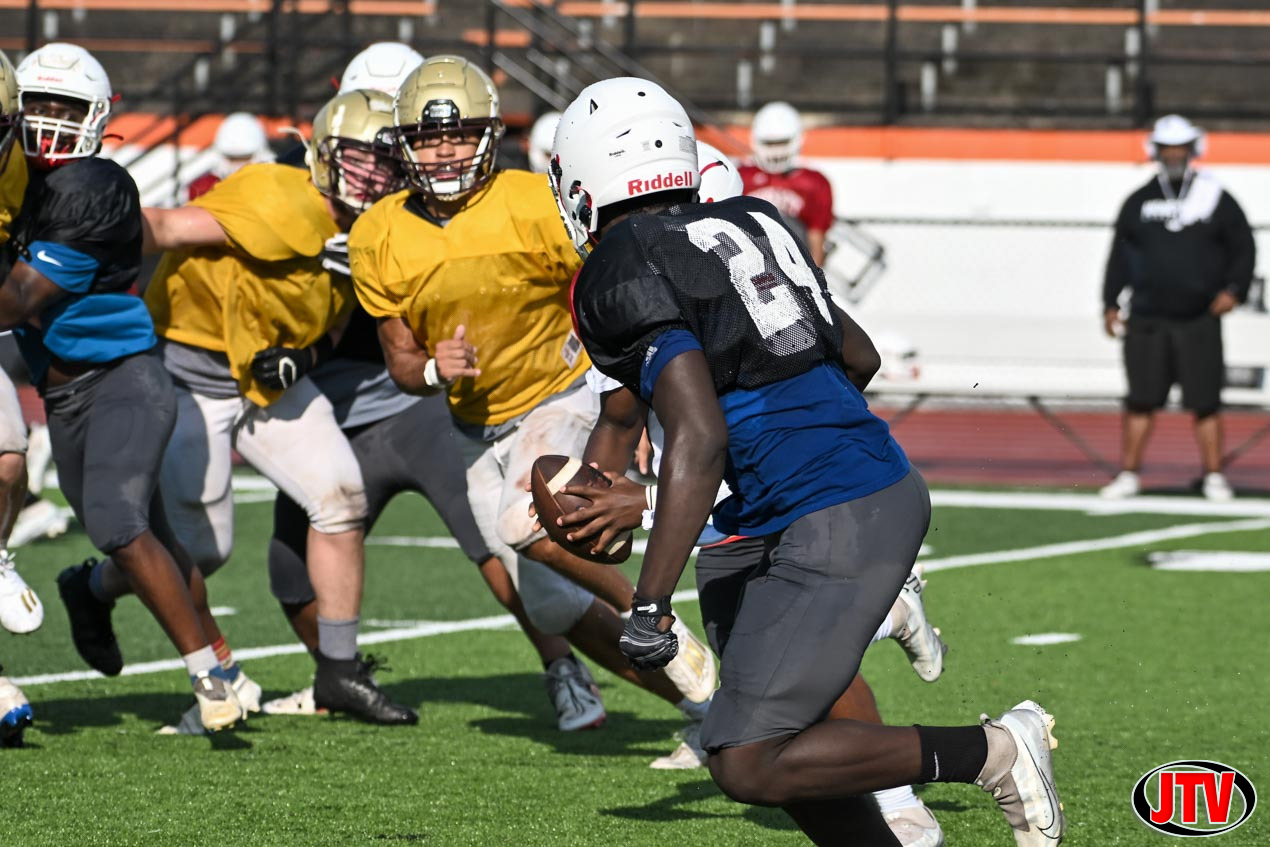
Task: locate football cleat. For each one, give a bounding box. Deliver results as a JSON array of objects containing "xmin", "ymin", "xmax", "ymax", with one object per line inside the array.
[
  {"xmin": 231, "ymin": 669, "xmax": 262, "ymax": 714},
  {"xmin": 156, "ymin": 702, "xmax": 206, "ymax": 736},
  {"xmin": 544, "ymin": 656, "xmax": 606, "ymax": 731},
  {"xmin": 978, "ymin": 700, "xmax": 1065, "ymax": 847},
  {"xmin": 0, "ymin": 674, "xmax": 33, "ymax": 748},
  {"xmin": 192, "ymin": 670, "xmax": 246, "ymax": 732},
  {"xmin": 893, "ymin": 565, "xmax": 947, "ymax": 682},
  {"xmin": 883, "ymin": 802, "xmax": 945, "ymax": 847},
  {"xmin": 56, "ymin": 559, "xmax": 123, "ymax": 676},
  {"xmin": 1202, "ymin": 472, "xmax": 1234, "ymax": 502},
  {"xmin": 664, "ymin": 618, "xmax": 717, "ymax": 705},
  {"xmin": 314, "ymin": 653, "xmax": 418, "ymax": 725},
  {"xmin": 649, "ymin": 720, "xmax": 707, "ymax": 770},
  {"xmin": 9, "ymin": 498, "xmax": 72, "ymax": 549},
  {"xmin": 261, "ymin": 685, "xmax": 327, "ymax": 716},
  {"xmin": 1099, "ymin": 470, "xmax": 1140, "ymax": 500},
  {"xmin": 0, "ymin": 550, "xmax": 43, "ymax": 634}
]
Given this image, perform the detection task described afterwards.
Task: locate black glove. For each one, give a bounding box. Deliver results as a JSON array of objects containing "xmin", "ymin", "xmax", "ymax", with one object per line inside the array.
[
  {"xmin": 620, "ymin": 595, "xmax": 679, "ymax": 671},
  {"xmin": 251, "ymin": 346, "xmax": 314, "ymax": 390}
]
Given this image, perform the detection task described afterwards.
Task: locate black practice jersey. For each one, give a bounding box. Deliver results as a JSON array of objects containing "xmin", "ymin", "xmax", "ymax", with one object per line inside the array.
[{"xmin": 573, "ymin": 195, "xmax": 842, "ymax": 394}]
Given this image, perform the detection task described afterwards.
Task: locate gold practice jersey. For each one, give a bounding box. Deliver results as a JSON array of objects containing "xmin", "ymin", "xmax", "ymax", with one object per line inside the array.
[
  {"xmin": 146, "ymin": 163, "xmax": 349, "ymax": 406},
  {"xmin": 349, "ymin": 169, "xmax": 587, "ymax": 427},
  {"xmin": 0, "ymin": 146, "xmax": 27, "ymax": 244}
]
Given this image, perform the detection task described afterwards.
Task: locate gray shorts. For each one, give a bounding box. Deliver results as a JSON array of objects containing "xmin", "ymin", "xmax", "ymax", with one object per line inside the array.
[
  {"xmin": 43, "ymin": 351, "xmax": 177, "ymax": 554},
  {"xmin": 698, "ymin": 468, "xmax": 931, "ymax": 753}
]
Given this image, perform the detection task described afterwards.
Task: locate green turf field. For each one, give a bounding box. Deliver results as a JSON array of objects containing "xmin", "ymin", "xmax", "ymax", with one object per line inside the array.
[{"xmin": 2, "ymin": 481, "xmax": 1267, "ymax": 846}]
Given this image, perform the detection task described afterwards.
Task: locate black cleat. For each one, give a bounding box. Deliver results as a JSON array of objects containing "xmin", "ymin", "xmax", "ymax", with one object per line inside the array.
[
  {"xmin": 314, "ymin": 653, "xmax": 418, "ymax": 725},
  {"xmin": 56, "ymin": 559, "xmax": 123, "ymax": 676}
]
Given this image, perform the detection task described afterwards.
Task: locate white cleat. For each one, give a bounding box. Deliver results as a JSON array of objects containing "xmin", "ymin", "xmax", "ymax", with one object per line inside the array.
[
  {"xmin": 261, "ymin": 685, "xmax": 327, "ymax": 716},
  {"xmin": 0, "ymin": 675, "xmax": 33, "ymax": 747},
  {"xmin": 978, "ymin": 700, "xmax": 1065, "ymax": 847},
  {"xmin": 0, "ymin": 550, "xmax": 43, "ymax": 634},
  {"xmin": 544, "ymin": 656, "xmax": 606, "ymax": 731},
  {"xmin": 664, "ymin": 618, "xmax": 717, "ymax": 705},
  {"xmin": 231, "ymin": 669, "xmax": 262, "ymax": 714},
  {"xmin": 1202, "ymin": 472, "xmax": 1234, "ymax": 502},
  {"xmin": 1099, "ymin": 470, "xmax": 1140, "ymax": 500},
  {"xmin": 9, "ymin": 499, "xmax": 72, "ymax": 549},
  {"xmin": 883, "ymin": 802, "xmax": 945, "ymax": 847},
  {"xmin": 649, "ymin": 720, "xmax": 706, "ymax": 770},
  {"xmin": 192, "ymin": 671, "xmax": 246, "ymax": 732},
  {"xmin": 894, "ymin": 565, "xmax": 946, "ymax": 682}
]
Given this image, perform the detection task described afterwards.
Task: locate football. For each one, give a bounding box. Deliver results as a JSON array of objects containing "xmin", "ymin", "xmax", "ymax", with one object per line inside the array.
[{"xmin": 530, "ymin": 455, "xmax": 634, "ymax": 565}]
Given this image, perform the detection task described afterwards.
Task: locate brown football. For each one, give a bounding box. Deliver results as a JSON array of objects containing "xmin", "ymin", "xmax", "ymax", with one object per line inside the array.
[{"xmin": 530, "ymin": 455, "xmax": 633, "ymax": 565}]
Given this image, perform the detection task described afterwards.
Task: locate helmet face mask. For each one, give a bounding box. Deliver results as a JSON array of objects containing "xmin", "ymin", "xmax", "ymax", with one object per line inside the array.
[
  {"xmin": 392, "ymin": 56, "xmax": 504, "ymax": 204},
  {"xmin": 309, "ymin": 88, "xmax": 404, "ymax": 214},
  {"xmin": 551, "ymin": 77, "xmax": 698, "ymax": 257},
  {"xmin": 16, "ymin": 43, "xmax": 112, "ymax": 169},
  {"xmin": 0, "ymin": 51, "xmax": 19, "ymax": 167}
]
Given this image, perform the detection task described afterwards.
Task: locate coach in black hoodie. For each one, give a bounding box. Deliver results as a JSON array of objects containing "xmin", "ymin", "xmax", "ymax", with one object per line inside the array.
[{"xmin": 1100, "ymin": 115, "xmax": 1256, "ymax": 502}]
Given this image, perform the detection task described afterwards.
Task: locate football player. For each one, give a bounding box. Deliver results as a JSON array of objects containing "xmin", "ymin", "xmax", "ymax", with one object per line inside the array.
[
  {"xmin": 348, "ymin": 56, "xmax": 716, "ymax": 764},
  {"xmin": 185, "ymin": 111, "xmax": 274, "ymax": 200},
  {"xmin": 259, "ymin": 87, "xmax": 606, "ymax": 733},
  {"xmin": 1, "ymin": 43, "xmax": 245, "ymax": 732},
  {"xmin": 0, "ymin": 48, "xmax": 36, "ymax": 748},
  {"xmin": 113, "ymin": 94, "xmax": 415, "ymax": 726},
  {"xmin": 339, "ymin": 41, "xmax": 425, "ymax": 96},
  {"xmin": 739, "ymin": 101, "xmax": 834, "ymax": 266},
  {"xmin": 554, "ymin": 78, "xmax": 1063, "ymax": 846}
]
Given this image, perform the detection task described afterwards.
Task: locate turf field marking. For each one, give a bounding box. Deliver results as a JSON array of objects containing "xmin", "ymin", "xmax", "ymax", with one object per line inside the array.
[
  {"xmin": 1147, "ymin": 550, "xmax": 1270, "ymax": 572},
  {"xmin": 1011, "ymin": 633, "xmax": 1082, "ymax": 646},
  {"xmin": 921, "ymin": 517, "xmax": 1270, "ymax": 573},
  {"xmin": 930, "ymin": 489, "xmax": 1270, "ymax": 517}
]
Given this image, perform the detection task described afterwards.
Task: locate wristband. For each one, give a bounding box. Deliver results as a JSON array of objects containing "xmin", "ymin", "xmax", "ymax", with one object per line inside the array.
[
  {"xmin": 631, "ymin": 594, "xmax": 672, "ymax": 618},
  {"xmin": 645, "ymin": 483, "xmax": 657, "ymax": 511},
  {"xmin": 641, "ymin": 509, "xmax": 655, "ymax": 531},
  {"xmin": 423, "ymin": 357, "xmax": 447, "ymax": 389}
]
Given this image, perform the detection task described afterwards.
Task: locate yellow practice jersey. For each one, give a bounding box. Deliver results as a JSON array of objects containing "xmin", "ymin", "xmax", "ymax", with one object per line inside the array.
[
  {"xmin": 145, "ymin": 163, "xmax": 348, "ymax": 406},
  {"xmin": 0, "ymin": 145, "xmax": 27, "ymax": 244},
  {"xmin": 350, "ymin": 169, "xmax": 587, "ymax": 427}
]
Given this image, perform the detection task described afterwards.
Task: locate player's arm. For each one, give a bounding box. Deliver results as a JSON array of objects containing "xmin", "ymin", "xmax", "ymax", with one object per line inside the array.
[
  {"xmin": 831, "ymin": 301, "xmax": 881, "ymax": 392},
  {"xmin": 806, "ymin": 228, "xmax": 827, "ymax": 267},
  {"xmin": 140, "ymin": 206, "xmax": 229, "ymax": 255},
  {"xmin": 0, "ymin": 261, "xmax": 70, "ymax": 331},
  {"xmin": 1102, "ymin": 198, "xmax": 1135, "ymax": 336},
  {"xmin": 377, "ymin": 316, "xmax": 480, "ymax": 396},
  {"xmin": 250, "ymin": 308, "xmax": 352, "ymax": 391}
]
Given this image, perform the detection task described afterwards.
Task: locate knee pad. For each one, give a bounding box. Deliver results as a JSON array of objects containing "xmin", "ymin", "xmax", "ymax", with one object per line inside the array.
[
  {"xmin": 516, "ymin": 557, "xmax": 594, "ymax": 635},
  {"xmin": 268, "ymin": 538, "xmax": 316, "ymax": 605},
  {"xmin": 307, "ymin": 483, "xmax": 369, "ymax": 535}
]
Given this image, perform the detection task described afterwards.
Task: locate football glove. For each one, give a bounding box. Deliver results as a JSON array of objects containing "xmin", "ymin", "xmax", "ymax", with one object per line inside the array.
[
  {"xmin": 620, "ymin": 595, "xmax": 679, "ymax": 671},
  {"xmin": 321, "ymin": 233, "xmax": 351, "ymax": 277},
  {"xmin": 251, "ymin": 337, "xmax": 334, "ymax": 391}
]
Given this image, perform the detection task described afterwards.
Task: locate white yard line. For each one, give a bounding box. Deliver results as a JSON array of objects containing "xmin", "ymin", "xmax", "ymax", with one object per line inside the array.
[{"xmin": 22, "ymin": 489, "xmax": 1265, "ymax": 688}]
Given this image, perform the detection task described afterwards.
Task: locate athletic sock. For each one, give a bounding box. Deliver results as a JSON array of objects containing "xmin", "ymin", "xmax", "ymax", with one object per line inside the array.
[
  {"xmin": 676, "ymin": 696, "xmax": 710, "ymax": 722},
  {"xmin": 872, "ymin": 607, "xmax": 896, "ymax": 643},
  {"xmin": 87, "ymin": 560, "xmax": 114, "ymax": 604},
  {"xmin": 317, "ymin": 616, "xmax": 359, "ymax": 661},
  {"xmin": 543, "ymin": 651, "xmax": 578, "ymax": 671},
  {"xmin": 211, "ymin": 637, "xmax": 241, "ymax": 680},
  {"xmin": 873, "ymin": 785, "xmax": 923, "ymax": 814},
  {"xmin": 182, "ymin": 646, "xmax": 221, "ymax": 681},
  {"xmin": 914, "ymin": 724, "xmax": 989, "ymax": 784}
]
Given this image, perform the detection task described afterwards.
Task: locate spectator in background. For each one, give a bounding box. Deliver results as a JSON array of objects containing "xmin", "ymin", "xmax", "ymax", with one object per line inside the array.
[
  {"xmin": 739, "ymin": 101, "xmax": 834, "ymax": 266},
  {"xmin": 525, "ymin": 110, "xmax": 560, "ymax": 174},
  {"xmin": 1100, "ymin": 114, "xmax": 1256, "ymax": 502},
  {"xmin": 186, "ymin": 112, "xmax": 273, "ymax": 200}
]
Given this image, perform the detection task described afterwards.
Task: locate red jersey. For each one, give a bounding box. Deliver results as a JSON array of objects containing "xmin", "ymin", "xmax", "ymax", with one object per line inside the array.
[
  {"xmin": 186, "ymin": 171, "xmax": 221, "ymax": 201},
  {"xmin": 738, "ymin": 164, "xmax": 834, "ymax": 234}
]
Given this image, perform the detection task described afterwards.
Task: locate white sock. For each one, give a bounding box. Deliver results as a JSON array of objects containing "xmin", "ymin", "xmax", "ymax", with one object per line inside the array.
[
  {"xmin": 871, "ymin": 609, "xmax": 895, "ymax": 644},
  {"xmin": 873, "ymin": 785, "xmax": 923, "ymax": 815},
  {"xmin": 182, "ymin": 646, "xmax": 219, "ymax": 679}
]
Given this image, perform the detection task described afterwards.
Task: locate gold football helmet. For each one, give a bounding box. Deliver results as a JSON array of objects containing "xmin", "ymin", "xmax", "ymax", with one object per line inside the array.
[
  {"xmin": 0, "ymin": 51, "xmax": 19, "ymax": 163},
  {"xmin": 308, "ymin": 88, "xmax": 403, "ymax": 213},
  {"xmin": 391, "ymin": 55, "xmax": 504, "ymax": 202}
]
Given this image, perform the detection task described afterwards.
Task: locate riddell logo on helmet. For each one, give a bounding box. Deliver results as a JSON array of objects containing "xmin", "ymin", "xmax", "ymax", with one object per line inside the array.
[{"xmin": 627, "ymin": 170, "xmax": 693, "ymax": 196}]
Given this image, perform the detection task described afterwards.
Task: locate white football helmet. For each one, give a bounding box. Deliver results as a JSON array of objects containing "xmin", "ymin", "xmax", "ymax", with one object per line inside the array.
[
  {"xmin": 751, "ymin": 101, "xmax": 803, "ymax": 174},
  {"xmin": 17, "ymin": 43, "xmax": 112, "ymax": 168},
  {"xmin": 551, "ymin": 77, "xmax": 698, "ymax": 255},
  {"xmin": 213, "ymin": 112, "xmax": 272, "ymax": 176},
  {"xmin": 340, "ymin": 41, "xmax": 424, "ymax": 96},
  {"xmin": 392, "ymin": 55, "xmax": 503, "ymax": 202},
  {"xmin": 527, "ymin": 110, "xmax": 561, "ymax": 174},
  {"xmin": 696, "ymin": 140, "xmax": 742, "ymax": 202}
]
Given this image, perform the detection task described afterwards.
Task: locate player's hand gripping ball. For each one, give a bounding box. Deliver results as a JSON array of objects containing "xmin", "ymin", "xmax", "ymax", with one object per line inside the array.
[{"xmin": 530, "ymin": 455, "xmax": 633, "ymax": 564}]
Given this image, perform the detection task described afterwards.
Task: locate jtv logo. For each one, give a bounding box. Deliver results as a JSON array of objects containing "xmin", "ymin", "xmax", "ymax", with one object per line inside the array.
[{"xmin": 1132, "ymin": 761, "xmax": 1256, "ymax": 837}]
